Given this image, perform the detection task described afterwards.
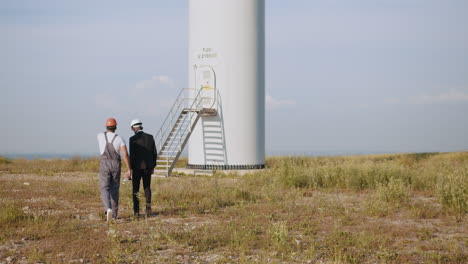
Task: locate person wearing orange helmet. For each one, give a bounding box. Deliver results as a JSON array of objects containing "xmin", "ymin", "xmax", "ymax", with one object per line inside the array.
[{"xmin": 97, "ymin": 118, "xmax": 132, "ymax": 221}]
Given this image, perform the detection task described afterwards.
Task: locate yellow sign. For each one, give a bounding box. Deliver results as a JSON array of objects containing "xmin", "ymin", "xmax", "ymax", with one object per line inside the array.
[{"xmin": 202, "ymin": 84, "xmax": 211, "ymax": 91}]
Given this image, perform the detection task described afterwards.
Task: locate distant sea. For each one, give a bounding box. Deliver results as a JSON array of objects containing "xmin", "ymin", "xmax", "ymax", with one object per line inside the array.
[{"xmin": 0, "ymin": 150, "xmax": 444, "ymax": 160}]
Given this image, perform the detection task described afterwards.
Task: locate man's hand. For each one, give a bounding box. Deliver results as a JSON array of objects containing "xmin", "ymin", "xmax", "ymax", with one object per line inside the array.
[
  {"xmin": 120, "ymin": 145, "xmax": 132, "ymax": 180},
  {"xmin": 125, "ymin": 169, "xmax": 132, "ymax": 180}
]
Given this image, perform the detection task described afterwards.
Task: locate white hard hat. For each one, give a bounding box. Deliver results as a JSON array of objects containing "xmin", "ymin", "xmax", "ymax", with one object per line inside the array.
[{"xmin": 130, "ymin": 119, "xmax": 142, "ymax": 127}]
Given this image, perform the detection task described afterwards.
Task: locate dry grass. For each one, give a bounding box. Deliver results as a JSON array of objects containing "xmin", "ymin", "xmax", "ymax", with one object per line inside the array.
[
  {"xmin": 0, "ymin": 156, "xmax": 101, "ymax": 174},
  {"xmin": 0, "ymin": 152, "xmax": 467, "ymax": 263}
]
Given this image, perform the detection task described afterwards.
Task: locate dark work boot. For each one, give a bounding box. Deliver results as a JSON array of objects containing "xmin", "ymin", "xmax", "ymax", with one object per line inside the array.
[{"xmin": 145, "ymin": 203, "xmax": 151, "ymax": 216}]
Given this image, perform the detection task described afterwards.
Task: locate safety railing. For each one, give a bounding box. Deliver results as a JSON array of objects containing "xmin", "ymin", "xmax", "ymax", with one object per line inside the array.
[
  {"xmin": 161, "ymin": 88, "xmax": 205, "ymax": 158},
  {"xmin": 154, "ymin": 88, "xmax": 193, "ymax": 152},
  {"xmin": 154, "ymin": 86, "xmax": 217, "ymax": 176}
]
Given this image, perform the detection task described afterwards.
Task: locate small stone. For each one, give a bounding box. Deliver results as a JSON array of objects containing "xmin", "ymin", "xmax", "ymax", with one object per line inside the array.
[
  {"xmin": 88, "ymin": 214, "xmax": 100, "ymax": 221},
  {"xmin": 22, "ymin": 206, "xmax": 29, "ymax": 211},
  {"xmin": 6, "ymin": 256, "xmax": 13, "ymax": 262},
  {"xmin": 23, "ymin": 182, "xmax": 30, "ymax": 186}
]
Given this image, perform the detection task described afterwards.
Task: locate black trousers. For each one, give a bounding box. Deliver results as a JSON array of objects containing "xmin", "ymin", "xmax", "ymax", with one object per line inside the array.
[{"xmin": 132, "ymin": 169, "xmax": 152, "ymax": 214}]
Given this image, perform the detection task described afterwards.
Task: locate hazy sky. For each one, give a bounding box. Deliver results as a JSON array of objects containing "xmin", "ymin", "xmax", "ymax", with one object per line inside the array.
[{"xmin": 1, "ymin": 0, "xmax": 468, "ymax": 156}]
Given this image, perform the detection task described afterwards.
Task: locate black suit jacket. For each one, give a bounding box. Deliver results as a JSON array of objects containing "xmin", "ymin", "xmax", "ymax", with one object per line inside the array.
[{"xmin": 129, "ymin": 131, "xmax": 157, "ymax": 170}]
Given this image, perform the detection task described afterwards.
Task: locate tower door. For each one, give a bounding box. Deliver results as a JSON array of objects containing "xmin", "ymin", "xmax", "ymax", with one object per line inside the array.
[{"xmin": 194, "ymin": 66, "xmax": 216, "ymax": 109}]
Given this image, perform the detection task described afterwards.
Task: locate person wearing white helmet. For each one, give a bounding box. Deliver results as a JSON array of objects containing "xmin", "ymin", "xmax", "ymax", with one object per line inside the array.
[{"xmin": 129, "ymin": 119, "xmax": 157, "ymax": 216}]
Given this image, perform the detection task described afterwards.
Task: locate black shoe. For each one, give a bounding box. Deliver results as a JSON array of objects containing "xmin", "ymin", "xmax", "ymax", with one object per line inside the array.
[{"xmin": 145, "ymin": 205, "xmax": 151, "ymax": 216}]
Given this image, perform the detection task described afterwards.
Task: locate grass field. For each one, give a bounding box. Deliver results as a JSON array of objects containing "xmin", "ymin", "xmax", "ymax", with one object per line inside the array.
[{"xmin": 0, "ymin": 153, "xmax": 466, "ymax": 263}]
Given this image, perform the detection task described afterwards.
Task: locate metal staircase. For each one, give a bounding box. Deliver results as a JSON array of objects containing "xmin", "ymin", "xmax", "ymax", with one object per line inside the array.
[{"xmin": 153, "ymin": 87, "xmax": 217, "ymax": 177}]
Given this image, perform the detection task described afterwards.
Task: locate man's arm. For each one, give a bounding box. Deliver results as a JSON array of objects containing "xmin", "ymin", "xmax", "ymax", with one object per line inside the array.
[
  {"xmin": 151, "ymin": 136, "xmax": 157, "ymax": 174},
  {"xmin": 120, "ymin": 145, "xmax": 132, "ymax": 179},
  {"xmin": 129, "ymin": 137, "xmax": 133, "ymax": 166},
  {"xmin": 152, "ymin": 137, "xmax": 157, "ymax": 160}
]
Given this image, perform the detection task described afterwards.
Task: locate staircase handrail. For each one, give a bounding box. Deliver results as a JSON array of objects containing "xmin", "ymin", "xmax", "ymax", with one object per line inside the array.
[
  {"xmin": 154, "ymin": 85, "xmax": 218, "ymax": 176},
  {"xmin": 166, "ymin": 88, "xmax": 219, "ymax": 160},
  {"xmin": 162, "ymin": 87, "xmax": 205, "ymax": 157},
  {"xmin": 155, "ymin": 88, "xmax": 195, "ymax": 150}
]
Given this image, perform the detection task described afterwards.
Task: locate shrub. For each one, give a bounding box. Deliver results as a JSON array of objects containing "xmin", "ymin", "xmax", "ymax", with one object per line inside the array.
[
  {"xmin": 270, "ymin": 221, "xmax": 289, "ymax": 252},
  {"xmin": 436, "ymin": 170, "xmax": 467, "ymax": 218},
  {"xmin": 279, "ymin": 170, "xmax": 311, "ymax": 188},
  {"xmin": 376, "ymin": 178, "xmax": 411, "ymax": 207},
  {"xmin": 0, "ymin": 156, "xmax": 11, "ymax": 165}
]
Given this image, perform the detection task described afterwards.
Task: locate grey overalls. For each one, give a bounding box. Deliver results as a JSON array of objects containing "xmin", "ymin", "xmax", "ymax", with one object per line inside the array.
[{"xmin": 99, "ymin": 132, "xmax": 121, "ymax": 219}]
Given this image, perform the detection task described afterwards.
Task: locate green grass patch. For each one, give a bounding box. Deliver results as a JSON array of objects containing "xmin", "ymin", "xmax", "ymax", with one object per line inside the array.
[{"xmin": 0, "ymin": 202, "xmax": 27, "ymax": 226}]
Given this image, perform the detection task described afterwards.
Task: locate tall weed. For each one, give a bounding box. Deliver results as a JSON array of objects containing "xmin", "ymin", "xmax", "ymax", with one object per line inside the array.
[
  {"xmin": 376, "ymin": 178, "xmax": 411, "ymax": 207},
  {"xmin": 270, "ymin": 221, "xmax": 289, "ymax": 252},
  {"xmin": 436, "ymin": 170, "xmax": 467, "ymax": 218}
]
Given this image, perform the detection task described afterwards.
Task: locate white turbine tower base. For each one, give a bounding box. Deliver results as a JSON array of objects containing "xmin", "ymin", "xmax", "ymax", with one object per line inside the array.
[{"xmin": 187, "ymin": 0, "xmax": 265, "ymax": 170}]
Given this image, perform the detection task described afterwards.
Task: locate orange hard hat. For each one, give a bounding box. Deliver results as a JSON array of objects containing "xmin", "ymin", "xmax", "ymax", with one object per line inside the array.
[{"xmin": 105, "ymin": 118, "xmax": 117, "ymax": 127}]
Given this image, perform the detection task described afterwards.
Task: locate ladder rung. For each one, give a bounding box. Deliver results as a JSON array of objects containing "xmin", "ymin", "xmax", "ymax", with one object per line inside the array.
[
  {"xmin": 164, "ymin": 140, "xmax": 185, "ymax": 144},
  {"xmin": 169, "ymin": 131, "xmax": 189, "ymax": 135},
  {"xmin": 174, "ymin": 126, "xmax": 189, "ymax": 130},
  {"xmin": 206, "ymin": 159, "xmax": 225, "ymax": 162},
  {"xmin": 182, "ymin": 108, "xmax": 199, "ymax": 113},
  {"xmin": 161, "ymin": 147, "xmax": 181, "ymax": 151},
  {"xmin": 169, "ymin": 133, "xmax": 188, "ymax": 136},
  {"xmin": 169, "ymin": 131, "xmax": 188, "ymax": 134},
  {"xmin": 156, "ymin": 165, "xmax": 171, "ymax": 168},
  {"xmin": 166, "ymin": 138, "xmax": 185, "ymax": 143},
  {"xmin": 168, "ymin": 135, "xmax": 188, "ymax": 139},
  {"xmin": 175, "ymin": 122, "xmax": 189, "ymax": 126},
  {"xmin": 163, "ymin": 141, "xmax": 184, "ymax": 145},
  {"xmin": 163, "ymin": 143, "xmax": 182, "ymax": 146}
]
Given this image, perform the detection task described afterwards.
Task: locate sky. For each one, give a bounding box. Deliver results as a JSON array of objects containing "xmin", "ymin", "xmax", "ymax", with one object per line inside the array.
[{"xmin": 1, "ymin": 0, "xmax": 468, "ymax": 156}]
